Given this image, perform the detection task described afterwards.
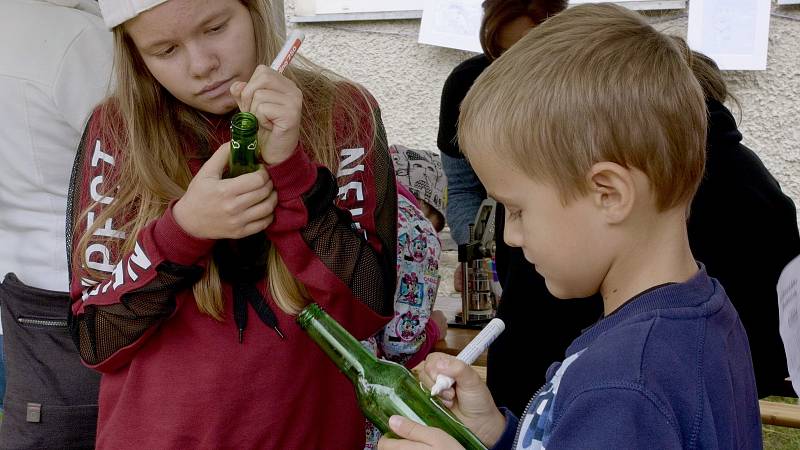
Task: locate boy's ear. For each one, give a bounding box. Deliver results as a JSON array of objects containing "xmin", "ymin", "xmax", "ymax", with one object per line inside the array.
[{"xmin": 586, "ymin": 162, "xmax": 636, "ymax": 224}]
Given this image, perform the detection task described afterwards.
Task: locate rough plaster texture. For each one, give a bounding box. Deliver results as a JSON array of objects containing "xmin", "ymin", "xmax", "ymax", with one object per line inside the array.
[{"xmin": 284, "ymin": 2, "xmax": 800, "ymax": 217}]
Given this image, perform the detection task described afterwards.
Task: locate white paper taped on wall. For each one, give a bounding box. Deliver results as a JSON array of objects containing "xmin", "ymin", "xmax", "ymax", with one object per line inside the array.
[
  {"xmin": 417, "ymin": 1, "xmax": 687, "ymax": 53},
  {"xmin": 316, "ymin": 0, "xmax": 425, "ymax": 15},
  {"xmin": 777, "ymin": 254, "xmax": 800, "ymax": 397},
  {"xmin": 418, "ymin": 0, "xmax": 483, "ymax": 52},
  {"xmin": 569, "ymin": 0, "xmax": 686, "ymax": 10},
  {"xmin": 312, "ymin": 0, "xmax": 688, "ymax": 16},
  {"xmin": 687, "ymin": 0, "xmax": 771, "ymax": 71}
]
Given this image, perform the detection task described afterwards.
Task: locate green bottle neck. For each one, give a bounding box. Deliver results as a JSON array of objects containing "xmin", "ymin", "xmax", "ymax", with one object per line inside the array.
[
  {"xmin": 231, "ymin": 112, "xmax": 258, "ymax": 140},
  {"xmin": 297, "ymin": 304, "xmax": 377, "ymax": 382}
]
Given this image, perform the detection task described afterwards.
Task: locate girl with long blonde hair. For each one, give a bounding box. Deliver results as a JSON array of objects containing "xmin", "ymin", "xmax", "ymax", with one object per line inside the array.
[{"xmin": 67, "ymin": 0, "xmax": 397, "ymax": 447}]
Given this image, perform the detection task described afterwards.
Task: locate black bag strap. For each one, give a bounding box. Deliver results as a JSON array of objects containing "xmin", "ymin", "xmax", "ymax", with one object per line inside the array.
[{"xmin": 65, "ymin": 117, "xmax": 94, "ymax": 284}]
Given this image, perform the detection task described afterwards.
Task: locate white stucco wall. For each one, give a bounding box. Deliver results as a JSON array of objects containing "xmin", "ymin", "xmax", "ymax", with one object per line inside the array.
[{"xmin": 284, "ymin": 2, "xmax": 800, "ymax": 214}]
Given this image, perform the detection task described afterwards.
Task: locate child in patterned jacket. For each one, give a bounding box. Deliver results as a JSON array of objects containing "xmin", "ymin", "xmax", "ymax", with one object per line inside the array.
[
  {"xmin": 385, "ymin": 144, "xmax": 449, "ymax": 366},
  {"xmin": 364, "ymin": 145, "xmax": 449, "ymax": 449}
]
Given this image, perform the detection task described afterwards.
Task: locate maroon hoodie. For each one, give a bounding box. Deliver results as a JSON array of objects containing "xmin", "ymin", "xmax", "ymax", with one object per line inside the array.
[{"xmin": 67, "ymin": 86, "xmax": 397, "ymax": 449}]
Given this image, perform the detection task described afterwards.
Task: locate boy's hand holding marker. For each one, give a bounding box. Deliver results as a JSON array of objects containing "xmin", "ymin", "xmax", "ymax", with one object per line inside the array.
[
  {"xmin": 430, "ymin": 318, "xmax": 505, "ymax": 396},
  {"xmin": 230, "ymin": 31, "xmax": 305, "ymax": 166},
  {"xmin": 379, "ymin": 319, "xmax": 508, "ymax": 450},
  {"xmin": 380, "ymin": 353, "xmax": 507, "ymax": 449}
]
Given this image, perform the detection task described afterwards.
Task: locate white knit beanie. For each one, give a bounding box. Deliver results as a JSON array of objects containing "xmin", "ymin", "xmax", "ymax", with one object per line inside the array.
[{"xmin": 98, "ymin": 0, "xmax": 170, "ymax": 28}]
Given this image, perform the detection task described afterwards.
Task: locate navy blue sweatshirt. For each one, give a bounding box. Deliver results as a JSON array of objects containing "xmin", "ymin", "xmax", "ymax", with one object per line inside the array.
[{"xmin": 492, "ymin": 266, "xmax": 762, "ymax": 449}]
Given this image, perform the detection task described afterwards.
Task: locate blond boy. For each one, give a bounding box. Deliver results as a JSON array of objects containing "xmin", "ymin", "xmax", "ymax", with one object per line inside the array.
[{"xmin": 378, "ymin": 4, "xmax": 761, "ymax": 449}]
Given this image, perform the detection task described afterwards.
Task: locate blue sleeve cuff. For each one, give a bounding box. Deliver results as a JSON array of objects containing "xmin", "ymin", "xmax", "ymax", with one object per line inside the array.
[{"xmin": 490, "ymin": 408, "xmax": 519, "ymax": 450}]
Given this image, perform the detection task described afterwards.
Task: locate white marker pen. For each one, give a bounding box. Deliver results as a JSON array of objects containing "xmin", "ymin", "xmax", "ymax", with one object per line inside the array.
[
  {"xmin": 271, "ymin": 30, "xmax": 305, "ymax": 73},
  {"xmin": 430, "ymin": 318, "xmax": 505, "ymax": 396}
]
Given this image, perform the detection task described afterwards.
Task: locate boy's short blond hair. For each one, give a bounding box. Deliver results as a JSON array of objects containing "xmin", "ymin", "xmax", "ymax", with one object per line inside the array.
[{"xmin": 459, "ymin": 3, "xmax": 707, "ymax": 211}]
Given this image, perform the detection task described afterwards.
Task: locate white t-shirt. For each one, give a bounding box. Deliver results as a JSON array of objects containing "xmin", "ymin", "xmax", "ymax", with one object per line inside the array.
[
  {"xmin": 0, "ymin": 0, "xmax": 113, "ymax": 334},
  {"xmin": 777, "ymin": 255, "xmax": 800, "ymax": 396}
]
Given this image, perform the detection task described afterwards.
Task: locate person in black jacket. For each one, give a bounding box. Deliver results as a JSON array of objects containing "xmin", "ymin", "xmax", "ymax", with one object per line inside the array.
[{"xmin": 685, "ymin": 50, "xmax": 799, "ymax": 397}]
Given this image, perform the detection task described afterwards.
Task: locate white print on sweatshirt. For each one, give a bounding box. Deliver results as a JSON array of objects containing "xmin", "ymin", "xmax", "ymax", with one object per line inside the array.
[{"xmin": 338, "ymin": 147, "xmax": 368, "ymax": 239}]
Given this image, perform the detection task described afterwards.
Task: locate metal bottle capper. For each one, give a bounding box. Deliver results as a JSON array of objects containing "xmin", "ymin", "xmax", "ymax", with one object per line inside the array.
[{"xmin": 456, "ymin": 199, "xmax": 498, "ymax": 327}]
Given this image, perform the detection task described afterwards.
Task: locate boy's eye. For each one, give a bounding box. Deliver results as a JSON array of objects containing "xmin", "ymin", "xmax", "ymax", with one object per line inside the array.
[{"xmin": 507, "ymin": 209, "xmax": 522, "ymax": 221}]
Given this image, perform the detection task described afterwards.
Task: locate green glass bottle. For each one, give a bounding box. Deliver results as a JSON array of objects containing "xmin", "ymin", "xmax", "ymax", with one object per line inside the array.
[
  {"xmin": 297, "ymin": 303, "xmax": 488, "ymax": 450},
  {"xmin": 226, "ymin": 112, "xmax": 260, "ymax": 178}
]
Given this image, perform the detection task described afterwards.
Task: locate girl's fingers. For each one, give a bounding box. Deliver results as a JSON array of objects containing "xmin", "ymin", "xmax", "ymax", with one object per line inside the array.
[
  {"xmin": 230, "ymin": 81, "xmax": 247, "ymax": 110},
  {"xmin": 223, "ymin": 167, "xmax": 271, "ymax": 195},
  {"xmin": 234, "ymin": 179, "xmax": 273, "ymax": 210},
  {"xmin": 252, "ymin": 102, "xmax": 301, "ymax": 132},
  {"xmin": 238, "ymin": 217, "xmax": 272, "ymax": 239},
  {"xmin": 241, "ymin": 191, "xmax": 278, "ymax": 224},
  {"xmin": 249, "ymin": 65, "xmax": 299, "ymax": 92},
  {"xmin": 239, "ymin": 65, "xmax": 299, "ymax": 113},
  {"xmin": 238, "ymin": 65, "xmax": 268, "ymax": 112},
  {"xmin": 197, "ymin": 142, "xmax": 231, "ymax": 179},
  {"xmin": 251, "ymin": 89, "xmax": 301, "ymax": 113}
]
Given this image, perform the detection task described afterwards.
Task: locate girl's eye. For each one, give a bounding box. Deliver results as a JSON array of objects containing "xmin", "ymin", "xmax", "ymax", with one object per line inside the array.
[
  {"xmin": 156, "ymin": 46, "xmax": 177, "ymax": 57},
  {"xmin": 207, "ymin": 22, "xmax": 226, "ymax": 34}
]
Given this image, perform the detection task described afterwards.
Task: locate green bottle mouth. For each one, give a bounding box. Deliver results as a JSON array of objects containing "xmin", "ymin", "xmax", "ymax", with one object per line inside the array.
[
  {"xmin": 231, "ymin": 112, "xmax": 258, "ymax": 134},
  {"xmin": 296, "ymin": 303, "xmax": 323, "ymax": 329}
]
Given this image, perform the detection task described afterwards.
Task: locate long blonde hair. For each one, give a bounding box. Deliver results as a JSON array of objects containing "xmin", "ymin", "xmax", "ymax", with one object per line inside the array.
[{"xmin": 76, "ymin": 0, "xmax": 372, "ymax": 318}]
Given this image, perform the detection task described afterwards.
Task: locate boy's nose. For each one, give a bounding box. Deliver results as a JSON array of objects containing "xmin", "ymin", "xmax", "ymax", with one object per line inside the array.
[{"xmin": 503, "ymin": 221, "xmax": 523, "ymax": 248}]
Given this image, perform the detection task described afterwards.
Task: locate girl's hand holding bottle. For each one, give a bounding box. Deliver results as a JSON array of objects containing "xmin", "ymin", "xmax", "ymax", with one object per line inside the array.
[
  {"xmin": 230, "ymin": 64, "xmax": 303, "ymax": 166},
  {"xmin": 378, "ymin": 353, "xmax": 507, "ymax": 450},
  {"xmin": 174, "ymin": 142, "xmax": 277, "ymax": 240}
]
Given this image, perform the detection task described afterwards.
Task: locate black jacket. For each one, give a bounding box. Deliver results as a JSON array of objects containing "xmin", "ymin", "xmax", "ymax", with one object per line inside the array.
[
  {"xmin": 437, "ymin": 54, "xmax": 491, "ymax": 158},
  {"xmin": 687, "ymin": 98, "xmax": 798, "ymax": 397}
]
